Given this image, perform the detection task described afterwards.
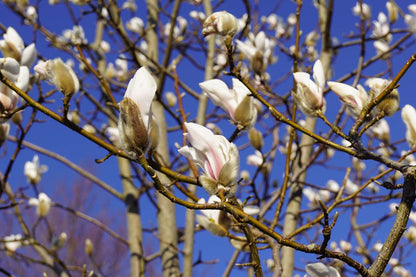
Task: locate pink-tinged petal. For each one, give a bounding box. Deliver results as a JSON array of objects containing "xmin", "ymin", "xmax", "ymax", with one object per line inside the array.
[
  {"xmin": 199, "ymin": 79, "xmax": 237, "ymax": 116},
  {"xmin": 177, "ymin": 145, "xmax": 206, "ymax": 170},
  {"xmin": 0, "ymin": 86, "xmax": 18, "ymax": 112},
  {"xmin": 312, "ymin": 59, "xmax": 325, "ymax": 91},
  {"xmin": 184, "ymin": 122, "xmax": 226, "ymax": 179},
  {"xmin": 327, "ymin": 81, "xmax": 362, "ymax": 108},
  {"xmin": 124, "ymin": 67, "xmax": 156, "ymax": 126},
  {"xmin": 293, "ymin": 72, "xmax": 317, "ymax": 94}
]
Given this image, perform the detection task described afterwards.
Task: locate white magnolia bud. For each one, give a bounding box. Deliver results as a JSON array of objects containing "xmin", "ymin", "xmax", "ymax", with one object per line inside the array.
[
  {"xmin": 202, "ymin": 11, "xmax": 238, "ymax": 37},
  {"xmin": 0, "ymin": 27, "xmax": 24, "ymax": 61},
  {"xmin": 248, "ymin": 127, "xmax": 263, "ymax": 150},
  {"xmin": 118, "ymin": 67, "xmax": 157, "ymax": 159},
  {"xmin": 165, "ymin": 91, "xmax": 177, "ymax": 107},
  {"xmin": 84, "ymin": 238, "xmax": 93, "ymax": 255},
  {"xmin": 34, "ymin": 58, "xmax": 79, "ymax": 97},
  {"xmin": 0, "ymin": 123, "xmax": 10, "ymax": 147},
  {"xmin": 28, "ymin": 192, "xmax": 51, "ymax": 217}
]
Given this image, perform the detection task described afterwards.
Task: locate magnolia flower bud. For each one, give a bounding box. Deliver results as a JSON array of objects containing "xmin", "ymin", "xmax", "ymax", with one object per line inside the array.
[
  {"xmin": 84, "ymin": 238, "xmax": 93, "ymax": 255},
  {"xmin": 327, "ymin": 81, "xmax": 370, "ymax": 119},
  {"xmin": 352, "ymin": 2, "xmax": 371, "ymax": 21},
  {"xmin": 165, "ymin": 91, "xmax": 177, "ymax": 107},
  {"xmin": 3, "ymin": 234, "xmax": 23, "ymax": 253},
  {"xmin": 292, "ymin": 59, "xmax": 326, "ymax": 117},
  {"xmin": 248, "ymin": 127, "xmax": 263, "ymax": 150},
  {"xmin": 405, "ymin": 226, "xmax": 416, "ymax": 244},
  {"xmin": 386, "ymin": 2, "xmax": 398, "ymax": 24},
  {"xmin": 230, "ymin": 237, "xmax": 250, "ymax": 252},
  {"xmin": 118, "ymin": 67, "xmax": 157, "ymax": 159},
  {"xmin": 178, "ymin": 122, "xmax": 240, "ymax": 197},
  {"xmin": 11, "ymin": 112, "xmax": 22, "ymax": 125},
  {"xmin": 34, "ymin": 58, "xmax": 79, "ymax": 97},
  {"xmin": 202, "ymin": 11, "xmax": 238, "ymax": 37},
  {"xmin": 21, "ymin": 43, "xmax": 37, "ymax": 68},
  {"xmin": 371, "ymin": 119, "xmax": 390, "ymax": 142},
  {"xmin": 28, "ymin": 192, "xmax": 51, "ymax": 217},
  {"xmin": 199, "ymin": 78, "xmax": 257, "ymax": 130},
  {"xmin": 196, "ymin": 196, "xmax": 231, "ymax": 236},
  {"xmin": 82, "ymin": 124, "xmax": 96, "ymax": 134},
  {"xmin": 0, "ymin": 58, "xmax": 22, "ymax": 123},
  {"xmin": 0, "ymin": 123, "xmax": 10, "ymax": 147},
  {"xmin": 118, "ymin": 97, "xmax": 150, "ymax": 157},
  {"xmin": 51, "ymin": 232, "xmax": 67, "ymax": 250},
  {"xmin": 365, "ymin": 78, "xmax": 399, "ymax": 117},
  {"xmin": 126, "ymin": 17, "xmax": 144, "ymax": 34},
  {"xmin": 0, "ymin": 27, "xmax": 24, "ymax": 61},
  {"xmin": 24, "ymin": 155, "xmax": 48, "ymax": 185},
  {"xmin": 377, "ymin": 89, "xmax": 399, "ymax": 117},
  {"xmin": 402, "ymin": 104, "xmax": 416, "ymax": 148}
]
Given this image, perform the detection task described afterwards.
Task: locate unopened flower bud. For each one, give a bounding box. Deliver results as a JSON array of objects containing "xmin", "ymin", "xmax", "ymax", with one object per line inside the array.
[
  {"xmin": 165, "ymin": 91, "xmax": 177, "ymax": 107},
  {"xmin": 84, "ymin": 238, "xmax": 93, "ymax": 255},
  {"xmin": 82, "ymin": 124, "xmax": 96, "ymax": 134},
  {"xmin": 248, "ymin": 127, "xmax": 263, "ymax": 150},
  {"xmin": 21, "ymin": 43, "xmax": 37, "ymax": 67},
  {"xmin": 150, "ymin": 116, "xmax": 160, "ymax": 150},
  {"xmin": 67, "ymin": 111, "xmax": 80, "ymax": 124},
  {"xmin": 0, "ymin": 27, "xmax": 24, "ymax": 61},
  {"xmin": 240, "ymin": 170, "xmax": 250, "ymax": 182},
  {"xmin": 28, "ymin": 192, "xmax": 51, "ymax": 217},
  {"xmin": 34, "ymin": 58, "xmax": 79, "ymax": 97},
  {"xmin": 251, "ymin": 50, "xmax": 265, "ymax": 75},
  {"xmin": 0, "ymin": 123, "xmax": 10, "ymax": 147},
  {"xmin": 53, "ymin": 58, "xmax": 79, "ymax": 97},
  {"xmin": 118, "ymin": 98, "xmax": 150, "ymax": 157},
  {"xmin": 234, "ymin": 95, "xmax": 257, "ymax": 129},
  {"xmin": 11, "ymin": 112, "xmax": 22, "ymax": 125},
  {"xmin": 365, "ymin": 78, "xmax": 399, "ymax": 117},
  {"xmin": 402, "ymin": 104, "xmax": 416, "ymax": 148},
  {"xmin": 118, "ymin": 67, "xmax": 157, "ymax": 159},
  {"xmin": 377, "ymin": 88, "xmax": 399, "ymax": 117},
  {"xmin": 230, "ymin": 237, "xmax": 250, "ymax": 252},
  {"xmin": 386, "ymin": 2, "xmax": 398, "ymax": 24},
  {"xmin": 202, "ymin": 11, "xmax": 238, "ymax": 37}
]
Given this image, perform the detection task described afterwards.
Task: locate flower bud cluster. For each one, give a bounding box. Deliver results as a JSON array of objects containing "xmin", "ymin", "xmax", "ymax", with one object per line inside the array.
[{"xmin": 0, "ymin": 27, "xmax": 36, "ymax": 123}]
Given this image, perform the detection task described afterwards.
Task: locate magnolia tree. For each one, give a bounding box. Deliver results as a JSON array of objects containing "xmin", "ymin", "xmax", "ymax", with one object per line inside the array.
[{"xmin": 1, "ymin": 0, "xmax": 416, "ymax": 276}]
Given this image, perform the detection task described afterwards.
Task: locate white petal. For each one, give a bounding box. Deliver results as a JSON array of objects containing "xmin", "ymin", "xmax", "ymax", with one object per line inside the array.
[
  {"xmin": 236, "ymin": 40, "xmax": 256, "ymax": 59},
  {"xmin": 184, "ymin": 122, "xmax": 226, "ymax": 179},
  {"xmin": 231, "ymin": 78, "xmax": 251, "ymax": 103},
  {"xmin": 28, "ymin": 198, "xmax": 39, "ymax": 206},
  {"xmin": 4, "ymin": 27, "xmax": 25, "ymax": 54},
  {"xmin": 0, "ymin": 57, "xmax": 20, "ymax": 81},
  {"xmin": 327, "ymin": 81, "xmax": 362, "ymax": 108},
  {"xmin": 16, "ymin": 66, "xmax": 30, "ymax": 91},
  {"xmin": 124, "ymin": 67, "xmax": 156, "ymax": 127},
  {"xmin": 312, "ymin": 59, "xmax": 325, "ymax": 90},
  {"xmin": 21, "ymin": 43, "xmax": 37, "ymax": 67},
  {"xmin": 199, "ymin": 79, "xmax": 237, "ymax": 114}
]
